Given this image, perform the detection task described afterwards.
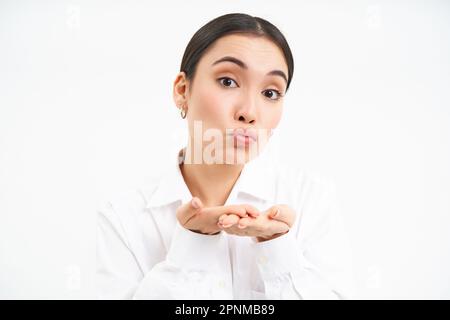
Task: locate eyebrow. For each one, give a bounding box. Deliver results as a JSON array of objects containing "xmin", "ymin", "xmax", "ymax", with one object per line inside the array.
[{"xmin": 211, "ymin": 56, "xmax": 288, "ymax": 85}]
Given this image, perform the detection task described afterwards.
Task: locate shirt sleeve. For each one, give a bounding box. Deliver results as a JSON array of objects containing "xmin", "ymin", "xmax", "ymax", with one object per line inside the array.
[
  {"xmin": 251, "ymin": 179, "xmax": 356, "ymax": 299},
  {"xmin": 96, "ymin": 202, "xmax": 233, "ymax": 300}
]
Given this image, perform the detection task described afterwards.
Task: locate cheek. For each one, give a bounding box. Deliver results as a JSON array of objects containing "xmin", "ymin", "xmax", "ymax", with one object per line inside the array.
[
  {"xmin": 191, "ymin": 86, "xmax": 230, "ymax": 128},
  {"xmin": 264, "ymin": 106, "xmax": 283, "ymax": 129}
]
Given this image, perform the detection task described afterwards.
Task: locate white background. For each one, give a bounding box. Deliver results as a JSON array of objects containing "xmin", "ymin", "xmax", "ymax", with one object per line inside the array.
[{"xmin": 1, "ymin": 0, "xmax": 449, "ymax": 299}]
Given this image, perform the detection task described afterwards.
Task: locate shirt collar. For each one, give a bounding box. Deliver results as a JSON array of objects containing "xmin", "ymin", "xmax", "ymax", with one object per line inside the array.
[{"xmin": 144, "ymin": 146, "xmax": 276, "ymax": 209}]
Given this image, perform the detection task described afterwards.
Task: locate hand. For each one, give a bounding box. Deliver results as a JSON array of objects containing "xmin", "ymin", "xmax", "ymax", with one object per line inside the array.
[
  {"xmin": 176, "ymin": 197, "xmax": 260, "ymax": 235},
  {"xmin": 217, "ymin": 204, "xmax": 296, "ymax": 242}
]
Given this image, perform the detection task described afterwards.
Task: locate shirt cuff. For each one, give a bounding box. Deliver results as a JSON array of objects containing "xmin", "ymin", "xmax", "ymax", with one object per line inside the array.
[
  {"xmin": 251, "ymin": 230, "xmax": 311, "ymax": 278},
  {"xmin": 166, "ymin": 220, "xmax": 229, "ymax": 272}
]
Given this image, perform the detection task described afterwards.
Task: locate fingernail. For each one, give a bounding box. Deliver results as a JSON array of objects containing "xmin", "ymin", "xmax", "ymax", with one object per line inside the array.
[
  {"xmin": 222, "ymin": 224, "xmax": 232, "ymax": 228},
  {"xmin": 238, "ymin": 224, "xmax": 246, "ymax": 229},
  {"xmin": 273, "ymin": 208, "xmax": 280, "ymax": 217}
]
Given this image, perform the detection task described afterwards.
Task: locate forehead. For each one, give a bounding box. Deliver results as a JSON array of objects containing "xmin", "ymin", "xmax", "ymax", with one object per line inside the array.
[{"xmin": 199, "ymin": 34, "xmax": 288, "ymax": 75}]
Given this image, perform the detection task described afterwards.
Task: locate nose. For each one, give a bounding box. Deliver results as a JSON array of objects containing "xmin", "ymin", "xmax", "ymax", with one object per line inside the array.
[{"xmin": 234, "ymin": 95, "xmax": 257, "ymax": 125}]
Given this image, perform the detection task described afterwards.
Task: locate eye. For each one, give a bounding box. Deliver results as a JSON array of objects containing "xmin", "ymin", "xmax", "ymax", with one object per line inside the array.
[
  {"xmin": 217, "ymin": 77, "xmax": 239, "ymax": 88},
  {"xmin": 263, "ymin": 89, "xmax": 284, "ymax": 101}
]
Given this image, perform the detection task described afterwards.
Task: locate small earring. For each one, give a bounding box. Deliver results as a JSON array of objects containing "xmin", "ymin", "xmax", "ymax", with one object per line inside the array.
[{"xmin": 180, "ymin": 108, "xmax": 187, "ymax": 119}]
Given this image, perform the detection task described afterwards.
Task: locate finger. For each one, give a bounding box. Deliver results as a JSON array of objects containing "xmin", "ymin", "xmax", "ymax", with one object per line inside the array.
[
  {"xmin": 218, "ymin": 214, "xmax": 228, "ymax": 225},
  {"xmin": 191, "ymin": 196, "xmax": 204, "ymax": 209},
  {"xmin": 177, "ymin": 197, "xmax": 203, "ymax": 225},
  {"xmin": 268, "ymin": 206, "xmax": 280, "ymax": 219},
  {"xmin": 267, "ymin": 205, "xmax": 295, "ymax": 227},
  {"xmin": 221, "ymin": 214, "xmax": 240, "ymax": 228},
  {"xmin": 204, "ymin": 204, "xmax": 248, "ymax": 219},
  {"xmin": 217, "ymin": 214, "xmax": 238, "ymax": 228},
  {"xmin": 237, "ymin": 217, "xmax": 253, "ymax": 229},
  {"xmin": 242, "ymin": 204, "xmax": 260, "ymax": 218}
]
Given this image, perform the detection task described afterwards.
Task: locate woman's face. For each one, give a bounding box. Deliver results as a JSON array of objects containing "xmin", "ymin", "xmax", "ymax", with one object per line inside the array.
[{"xmin": 173, "ymin": 34, "xmax": 288, "ymax": 164}]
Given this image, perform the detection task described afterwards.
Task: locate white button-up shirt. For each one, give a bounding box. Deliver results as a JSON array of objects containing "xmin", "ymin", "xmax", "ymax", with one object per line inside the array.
[{"xmin": 96, "ymin": 147, "xmax": 356, "ymax": 299}]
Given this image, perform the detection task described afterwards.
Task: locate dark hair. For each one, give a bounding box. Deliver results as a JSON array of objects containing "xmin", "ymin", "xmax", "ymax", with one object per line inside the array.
[{"xmin": 180, "ymin": 13, "xmax": 294, "ymax": 93}]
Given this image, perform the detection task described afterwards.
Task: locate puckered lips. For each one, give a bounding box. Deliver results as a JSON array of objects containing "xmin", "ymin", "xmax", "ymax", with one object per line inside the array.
[{"xmin": 231, "ymin": 127, "xmax": 257, "ymax": 147}]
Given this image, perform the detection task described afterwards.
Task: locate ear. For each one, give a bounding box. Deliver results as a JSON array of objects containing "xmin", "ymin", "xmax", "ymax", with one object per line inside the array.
[{"xmin": 172, "ymin": 72, "xmax": 188, "ymax": 109}]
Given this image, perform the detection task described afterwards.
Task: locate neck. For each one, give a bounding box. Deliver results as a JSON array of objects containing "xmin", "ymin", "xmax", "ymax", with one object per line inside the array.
[{"xmin": 178, "ymin": 145, "xmax": 244, "ymax": 207}]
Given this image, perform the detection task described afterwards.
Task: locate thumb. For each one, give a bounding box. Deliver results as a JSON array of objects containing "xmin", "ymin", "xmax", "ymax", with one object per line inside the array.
[
  {"xmin": 268, "ymin": 206, "xmax": 280, "ymax": 218},
  {"xmin": 177, "ymin": 197, "xmax": 203, "ymax": 225},
  {"xmin": 191, "ymin": 196, "xmax": 203, "ymax": 209},
  {"xmin": 268, "ymin": 205, "xmax": 295, "ymax": 227}
]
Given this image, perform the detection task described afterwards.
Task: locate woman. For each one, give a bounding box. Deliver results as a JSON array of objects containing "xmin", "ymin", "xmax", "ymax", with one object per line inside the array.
[{"xmin": 96, "ymin": 13, "xmax": 355, "ymax": 299}]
